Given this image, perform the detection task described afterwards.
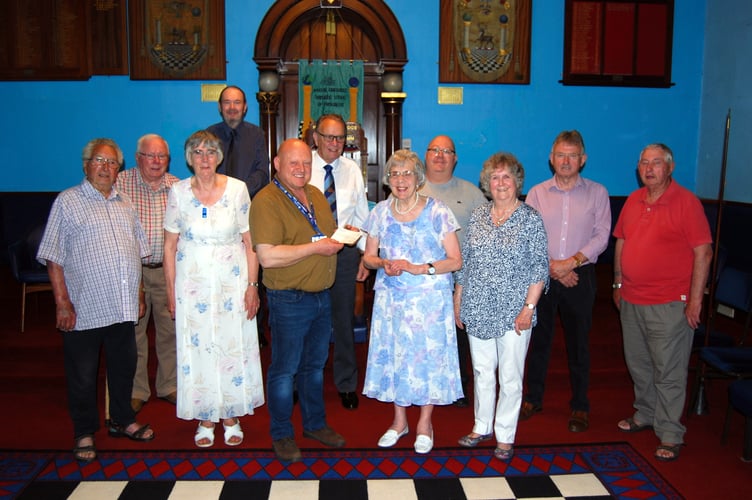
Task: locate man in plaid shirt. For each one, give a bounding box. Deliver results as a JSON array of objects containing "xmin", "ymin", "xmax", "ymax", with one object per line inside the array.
[{"xmin": 115, "ymin": 134, "xmax": 180, "ymax": 414}]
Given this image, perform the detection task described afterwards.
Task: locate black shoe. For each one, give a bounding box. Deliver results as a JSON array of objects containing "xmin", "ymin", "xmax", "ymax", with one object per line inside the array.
[
  {"xmin": 453, "ymin": 397, "xmax": 469, "ymax": 408},
  {"xmin": 338, "ymin": 391, "xmax": 359, "ymax": 410}
]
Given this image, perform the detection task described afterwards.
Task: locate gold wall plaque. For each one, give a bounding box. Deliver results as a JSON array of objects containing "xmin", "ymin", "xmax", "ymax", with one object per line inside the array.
[
  {"xmin": 438, "ymin": 87, "xmax": 463, "ymax": 105},
  {"xmin": 201, "ymin": 83, "xmax": 226, "ymax": 102}
]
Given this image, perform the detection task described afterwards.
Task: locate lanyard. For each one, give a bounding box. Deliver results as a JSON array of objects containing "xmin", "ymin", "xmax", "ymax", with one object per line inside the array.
[{"xmin": 273, "ymin": 178, "xmax": 324, "ymax": 237}]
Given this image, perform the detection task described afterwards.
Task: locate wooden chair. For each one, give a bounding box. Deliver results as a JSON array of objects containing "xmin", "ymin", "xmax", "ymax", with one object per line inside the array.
[{"xmin": 7, "ymin": 225, "xmax": 52, "ymax": 332}]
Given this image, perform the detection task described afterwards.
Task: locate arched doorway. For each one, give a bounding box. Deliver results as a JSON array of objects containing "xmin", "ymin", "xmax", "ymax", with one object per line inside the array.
[{"xmin": 253, "ymin": 0, "xmax": 408, "ymax": 201}]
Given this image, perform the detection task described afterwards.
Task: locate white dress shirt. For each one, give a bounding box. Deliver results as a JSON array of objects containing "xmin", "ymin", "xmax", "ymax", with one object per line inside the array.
[{"xmin": 311, "ymin": 150, "xmax": 370, "ymax": 251}]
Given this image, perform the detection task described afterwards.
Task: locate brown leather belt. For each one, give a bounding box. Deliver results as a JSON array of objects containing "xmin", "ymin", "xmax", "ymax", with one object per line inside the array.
[{"xmin": 142, "ymin": 263, "xmax": 163, "ymax": 269}]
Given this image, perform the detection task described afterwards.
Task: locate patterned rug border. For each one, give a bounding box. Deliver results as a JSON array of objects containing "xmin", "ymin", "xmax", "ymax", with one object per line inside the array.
[{"xmin": 0, "ymin": 442, "xmax": 681, "ymax": 500}]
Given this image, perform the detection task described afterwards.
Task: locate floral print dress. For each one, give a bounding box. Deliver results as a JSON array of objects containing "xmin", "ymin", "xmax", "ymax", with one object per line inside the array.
[
  {"xmin": 361, "ymin": 197, "xmax": 463, "ymax": 406},
  {"xmin": 164, "ymin": 177, "xmax": 264, "ymax": 422}
]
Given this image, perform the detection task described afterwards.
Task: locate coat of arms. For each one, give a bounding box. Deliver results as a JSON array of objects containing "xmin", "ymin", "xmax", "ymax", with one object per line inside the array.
[
  {"xmin": 143, "ymin": 1, "xmax": 211, "ymax": 77},
  {"xmin": 452, "ymin": 0, "xmax": 517, "ymax": 82}
]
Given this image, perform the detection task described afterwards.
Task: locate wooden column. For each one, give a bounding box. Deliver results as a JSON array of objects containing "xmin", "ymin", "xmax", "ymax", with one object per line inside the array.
[
  {"xmin": 256, "ymin": 91, "xmax": 281, "ymax": 170},
  {"xmin": 380, "ymin": 92, "xmax": 406, "ymax": 162}
]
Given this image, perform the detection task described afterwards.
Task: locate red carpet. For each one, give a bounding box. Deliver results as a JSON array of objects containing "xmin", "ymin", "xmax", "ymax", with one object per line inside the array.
[
  {"xmin": 1, "ymin": 443, "xmax": 680, "ymax": 499},
  {"xmin": 1, "ymin": 264, "xmax": 751, "ymax": 498}
]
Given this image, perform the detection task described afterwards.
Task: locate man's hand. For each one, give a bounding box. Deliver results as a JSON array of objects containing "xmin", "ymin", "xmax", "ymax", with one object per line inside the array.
[{"xmin": 56, "ymin": 299, "xmax": 77, "ymax": 332}]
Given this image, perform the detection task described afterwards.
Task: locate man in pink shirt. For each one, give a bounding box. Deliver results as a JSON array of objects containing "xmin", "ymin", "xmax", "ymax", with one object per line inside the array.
[{"xmin": 522, "ymin": 130, "xmax": 611, "ymax": 432}]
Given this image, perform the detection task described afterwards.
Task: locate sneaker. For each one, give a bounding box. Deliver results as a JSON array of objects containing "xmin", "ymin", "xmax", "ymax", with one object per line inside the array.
[
  {"xmin": 272, "ymin": 437, "xmax": 302, "ymax": 462},
  {"xmin": 303, "ymin": 426, "xmax": 346, "ymax": 448}
]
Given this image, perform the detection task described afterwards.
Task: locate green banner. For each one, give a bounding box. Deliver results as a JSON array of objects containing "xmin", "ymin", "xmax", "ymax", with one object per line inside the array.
[{"xmin": 299, "ymin": 59, "xmax": 364, "ymax": 136}]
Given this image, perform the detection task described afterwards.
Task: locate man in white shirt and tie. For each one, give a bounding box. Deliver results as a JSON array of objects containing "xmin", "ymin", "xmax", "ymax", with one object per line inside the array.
[{"xmin": 310, "ymin": 114, "xmax": 370, "ymax": 410}]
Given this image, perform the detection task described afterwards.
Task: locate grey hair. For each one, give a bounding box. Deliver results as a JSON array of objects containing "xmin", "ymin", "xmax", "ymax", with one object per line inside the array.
[
  {"xmin": 82, "ymin": 138, "xmax": 124, "ymax": 170},
  {"xmin": 382, "ymin": 149, "xmax": 426, "ymax": 188},
  {"xmin": 479, "ymin": 152, "xmax": 524, "ymax": 196},
  {"xmin": 640, "ymin": 143, "xmax": 674, "ymax": 164},
  {"xmin": 184, "ymin": 130, "xmax": 224, "ymax": 167}
]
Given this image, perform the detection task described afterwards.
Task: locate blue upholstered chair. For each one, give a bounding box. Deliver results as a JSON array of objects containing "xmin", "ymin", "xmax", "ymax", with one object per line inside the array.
[
  {"xmin": 689, "ymin": 266, "xmax": 752, "ymax": 415},
  {"xmin": 724, "ymin": 379, "xmax": 752, "ymax": 461},
  {"xmin": 7, "ymin": 225, "xmax": 52, "ymax": 332}
]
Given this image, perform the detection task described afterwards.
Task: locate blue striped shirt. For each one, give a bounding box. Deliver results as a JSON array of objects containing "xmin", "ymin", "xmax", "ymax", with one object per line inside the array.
[{"xmin": 37, "ymin": 179, "xmax": 149, "ymax": 331}]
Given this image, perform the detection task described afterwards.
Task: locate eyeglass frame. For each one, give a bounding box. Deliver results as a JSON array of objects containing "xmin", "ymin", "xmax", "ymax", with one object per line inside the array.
[
  {"xmin": 387, "ymin": 170, "xmax": 416, "ymax": 178},
  {"xmin": 317, "ymin": 133, "xmax": 347, "ymax": 143},
  {"xmin": 137, "ymin": 152, "xmax": 170, "ymax": 162},
  {"xmin": 552, "ymin": 152, "xmax": 583, "ymax": 160},
  {"xmin": 191, "ymin": 148, "xmax": 219, "ymax": 158},
  {"xmin": 88, "ymin": 155, "xmax": 120, "ymax": 168},
  {"xmin": 427, "ymin": 147, "xmax": 455, "ymax": 156}
]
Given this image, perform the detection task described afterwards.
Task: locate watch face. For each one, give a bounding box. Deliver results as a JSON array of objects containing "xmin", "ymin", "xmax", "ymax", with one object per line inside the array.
[{"xmin": 428, "ymin": 264, "xmax": 435, "ymax": 275}]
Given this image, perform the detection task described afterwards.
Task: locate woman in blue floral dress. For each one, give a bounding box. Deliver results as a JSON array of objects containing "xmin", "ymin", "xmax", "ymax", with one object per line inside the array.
[
  {"xmin": 164, "ymin": 131, "xmax": 265, "ymax": 448},
  {"xmin": 362, "ymin": 149, "xmax": 463, "ymax": 454},
  {"xmin": 454, "ymin": 152, "xmax": 548, "ymax": 461}
]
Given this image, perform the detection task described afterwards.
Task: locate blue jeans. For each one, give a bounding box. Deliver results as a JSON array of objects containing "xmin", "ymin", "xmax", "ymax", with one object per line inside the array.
[{"xmin": 267, "ymin": 289, "xmax": 332, "ymax": 440}]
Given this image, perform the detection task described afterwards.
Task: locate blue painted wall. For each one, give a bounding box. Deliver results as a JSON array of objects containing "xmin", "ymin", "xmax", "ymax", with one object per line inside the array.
[
  {"xmin": 0, "ymin": 0, "xmax": 746, "ymax": 201},
  {"xmin": 696, "ymin": 0, "xmax": 751, "ymax": 203}
]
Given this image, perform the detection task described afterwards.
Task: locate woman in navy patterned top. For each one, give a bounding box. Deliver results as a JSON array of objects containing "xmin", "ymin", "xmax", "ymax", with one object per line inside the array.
[{"xmin": 454, "ymin": 152, "xmax": 549, "ymax": 461}]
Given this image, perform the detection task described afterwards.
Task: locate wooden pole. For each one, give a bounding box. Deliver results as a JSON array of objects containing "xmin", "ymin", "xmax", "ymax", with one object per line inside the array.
[{"xmin": 691, "ymin": 109, "xmax": 731, "ymax": 415}]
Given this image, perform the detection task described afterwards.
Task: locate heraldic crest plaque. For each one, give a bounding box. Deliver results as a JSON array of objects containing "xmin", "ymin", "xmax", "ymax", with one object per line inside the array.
[
  {"xmin": 129, "ymin": 0, "xmax": 226, "ymax": 80},
  {"xmin": 440, "ymin": 0, "xmax": 531, "ymax": 84}
]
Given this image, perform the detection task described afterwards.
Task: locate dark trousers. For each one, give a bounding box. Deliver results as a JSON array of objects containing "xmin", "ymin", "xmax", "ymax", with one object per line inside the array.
[
  {"xmin": 62, "ymin": 322, "xmax": 137, "ymax": 439},
  {"xmin": 331, "ymin": 245, "xmax": 360, "ymax": 392},
  {"xmin": 524, "ymin": 264, "xmax": 596, "ymax": 412}
]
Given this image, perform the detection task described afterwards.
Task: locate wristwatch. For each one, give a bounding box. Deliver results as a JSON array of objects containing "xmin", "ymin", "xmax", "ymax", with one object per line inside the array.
[
  {"xmin": 524, "ymin": 303, "xmax": 535, "ymax": 310},
  {"xmin": 427, "ymin": 262, "xmax": 436, "ymax": 275}
]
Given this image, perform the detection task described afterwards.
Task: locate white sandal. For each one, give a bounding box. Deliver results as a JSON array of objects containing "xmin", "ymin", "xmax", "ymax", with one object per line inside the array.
[
  {"xmin": 223, "ymin": 418, "xmax": 244, "ymax": 446},
  {"xmin": 194, "ymin": 423, "xmax": 215, "ymax": 448}
]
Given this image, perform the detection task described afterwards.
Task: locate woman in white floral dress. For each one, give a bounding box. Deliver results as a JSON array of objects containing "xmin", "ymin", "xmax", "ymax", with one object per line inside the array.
[
  {"xmin": 362, "ymin": 149, "xmax": 463, "ymax": 454},
  {"xmin": 164, "ymin": 130, "xmax": 264, "ymax": 448}
]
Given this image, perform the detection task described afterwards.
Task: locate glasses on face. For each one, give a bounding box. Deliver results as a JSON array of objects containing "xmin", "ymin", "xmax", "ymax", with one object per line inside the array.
[
  {"xmin": 192, "ymin": 149, "xmax": 218, "ymax": 158},
  {"xmin": 387, "ymin": 170, "xmax": 415, "ymax": 178},
  {"xmin": 639, "ymin": 158, "xmax": 666, "ymax": 167},
  {"xmin": 427, "ymin": 147, "xmax": 455, "ymax": 156},
  {"xmin": 138, "ymin": 152, "xmax": 169, "ymax": 162},
  {"xmin": 90, "ymin": 156, "xmax": 119, "ymax": 168},
  {"xmin": 319, "ymin": 134, "xmax": 346, "ymax": 143},
  {"xmin": 553, "ymin": 152, "xmax": 581, "ymax": 160}
]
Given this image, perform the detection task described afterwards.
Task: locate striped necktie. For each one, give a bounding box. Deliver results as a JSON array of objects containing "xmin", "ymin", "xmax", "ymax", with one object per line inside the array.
[{"xmin": 323, "ymin": 164, "xmax": 337, "ymax": 224}]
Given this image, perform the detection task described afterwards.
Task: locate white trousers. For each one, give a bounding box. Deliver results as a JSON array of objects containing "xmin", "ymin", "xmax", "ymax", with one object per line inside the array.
[{"xmin": 468, "ymin": 328, "xmax": 531, "ymax": 444}]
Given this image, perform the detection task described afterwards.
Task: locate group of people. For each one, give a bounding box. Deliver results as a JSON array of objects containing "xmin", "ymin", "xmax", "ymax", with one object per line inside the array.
[{"xmin": 36, "ymin": 81, "xmax": 711, "ymax": 465}]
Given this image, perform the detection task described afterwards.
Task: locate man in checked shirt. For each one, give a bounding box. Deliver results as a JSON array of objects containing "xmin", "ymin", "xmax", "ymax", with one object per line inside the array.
[{"xmin": 115, "ymin": 134, "xmax": 180, "ymax": 414}]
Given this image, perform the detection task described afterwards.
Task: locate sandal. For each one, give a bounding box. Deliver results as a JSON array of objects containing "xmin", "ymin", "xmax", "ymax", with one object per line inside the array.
[
  {"xmin": 617, "ymin": 417, "xmax": 652, "ymax": 433},
  {"xmin": 108, "ymin": 421, "xmax": 155, "ymax": 442},
  {"xmin": 73, "ymin": 435, "xmax": 96, "ymax": 463},
  {"xmin": 195, "ymin": 423, "xmax": 215, "ymax": 448},
  {"xmin": 223, "ymin": 418, "xmax": 244, "ymax": 446},
  {"xmin": 493, "ymin": 445, "xmax": 514, "ymax": 461},
  {"xmin": 655, "ymin": 443, "xmax": 682, "ymax": 462},
  {"xmin": 458, "ymin": 433, "xmax": 493, "ymax": 447}
]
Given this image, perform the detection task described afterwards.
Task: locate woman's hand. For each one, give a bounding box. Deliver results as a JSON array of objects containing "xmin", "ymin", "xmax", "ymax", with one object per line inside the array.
[
  {"xmin": 513, "ymin": 308, "xmax": 534, "ymax": 335},
  {"xmin": 244, "ymin": 285, "xmax": 260, "ymax": 320}
]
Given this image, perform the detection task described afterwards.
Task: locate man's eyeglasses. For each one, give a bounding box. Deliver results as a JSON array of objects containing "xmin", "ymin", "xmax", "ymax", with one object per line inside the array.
[
  {"xmin": 89, "ymin": 156, "xmax": 119, "ymax": 167},
  {"xmin": 192, "ymin": 149, "xmax": 218, "ymax": 158},
  {"xmin": 387, "ymin": 170, "xmax": 416, "ymax": 178},
  {"xmin": 138, "ymin": 152, "xmax": 169, "ymax": 162},
  {"xmin": 553, "ymin": 152, "xmax": 582, "ymax": 160},
  {"xmin": 319, "ymin": 134, "xmax": 346, "ymax": 143},
  {"xmin": 639, "ymin": 159, "xmax": 666, "ymax": 167},
  {"xmin": 427, "ymin": 147, "xmax": 455, "ymax": 156}
]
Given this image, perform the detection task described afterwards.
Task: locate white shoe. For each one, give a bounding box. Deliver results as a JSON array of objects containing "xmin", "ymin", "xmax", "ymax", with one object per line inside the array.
[
  {"xmin": 414, "ymin": 432, "xmax": 434, "ymax": 454},
  {"xmin": 194, "ymin": 423, "xmax": 215, "ymax": 448},
  {"xmin": 223, "ymin": 418, "xmax": 244, "ymax": 446},
  {"xmin": 378, "ymin": 426, "xmax": 409, "ymax": 447}
]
